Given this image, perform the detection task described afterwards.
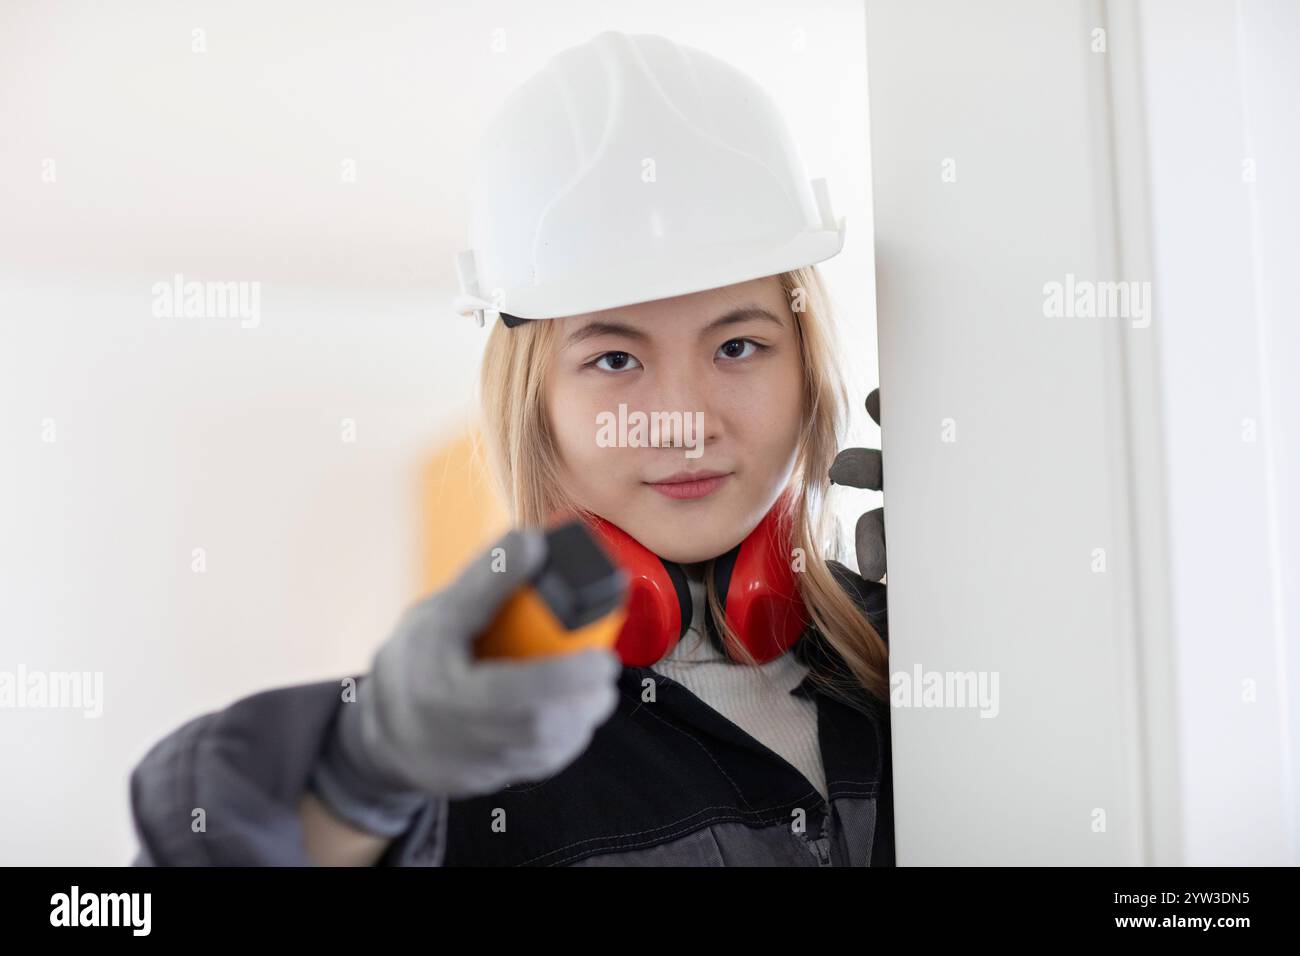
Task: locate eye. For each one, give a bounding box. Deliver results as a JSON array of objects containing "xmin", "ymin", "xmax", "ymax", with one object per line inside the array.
[
  {"xmin": 590, "ymin": 351, "xmax": 642, "ymax": 373},
  {"xmin": 716, "ymin": 338, "xmax": 764, "ymax": 361}
]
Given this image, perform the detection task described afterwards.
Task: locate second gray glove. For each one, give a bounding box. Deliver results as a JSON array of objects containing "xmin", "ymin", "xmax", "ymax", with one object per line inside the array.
[{"xmin": 829, "ymin": 388, "xmax": 886, "ymax": 583}]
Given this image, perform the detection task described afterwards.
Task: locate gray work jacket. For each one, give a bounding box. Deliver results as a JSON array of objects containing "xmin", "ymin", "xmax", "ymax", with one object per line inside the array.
[{"xmin": 129, "ymin": 562, "xmax": 893, "ymax": 866}]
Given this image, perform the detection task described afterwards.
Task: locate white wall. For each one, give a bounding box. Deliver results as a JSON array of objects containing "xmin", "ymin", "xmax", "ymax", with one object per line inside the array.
[
  {"xmin": 0, "ymin": 0, "xmax": 876, "ymax": 865},
  {"xmin": 1238, "ymin": 0, "xmax": 1300, "ymax": 858},
  {"xmin": 1138, "ymin": 0, "xmax": 1298, "ymax": 865},
  {"xmin": 867, "ymin": 0, "xmax": 1150, "ymax": 865},
  {"xmin": 867, "ymin": 0, "xmax": 1298, "ymax": 864}
]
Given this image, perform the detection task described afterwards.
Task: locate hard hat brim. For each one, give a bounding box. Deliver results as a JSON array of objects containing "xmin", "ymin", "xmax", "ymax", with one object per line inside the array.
[{"xmin": 495, "ymin": 224, "xmax": 845, "ymax": 321}]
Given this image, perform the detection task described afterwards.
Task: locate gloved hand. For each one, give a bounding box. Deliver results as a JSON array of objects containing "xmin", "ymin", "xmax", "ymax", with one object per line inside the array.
[
  {"xmin": 828, "ymin": 388, "xmax": 886, "ymax": 583},
  {"xmin": 310, "ymin": 527, "xmax": 622, "ymax": 833}
]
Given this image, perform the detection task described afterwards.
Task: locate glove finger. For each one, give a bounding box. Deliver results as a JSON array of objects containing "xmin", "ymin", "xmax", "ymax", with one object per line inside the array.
[
  {"xmin": 866, "ymin": 388, "xmax": 881, "ymax": 427},
  {"xmin": 467, "ymin": 646, "xmax": 622, "ymax": 712},
  {"xmin": 432, "ymin": 527, "xmax": 549, "ymax": 643},
  {"xmin": 374, "ymin": 682, "xmax": 609, "ymax": 795},
  {"xmin": 504, "ymin": 680, "xmax": 619, "ymax": 755},
  {"xmin": 440, "ymin": 682, "xmax": 617, "ymax": 790},
  {"xmin": 494, "ymin": 684, "xmax": 620, "ymax": 782},
  {"xmin": 453, "ymin": 670, "xmax": 618, "ymax": 741},
  {"xmin": 855, "ymin": 507, "xmax": 887, "ymax": 583},
  {"xmin": 829, "ymin": 447, "xmax": 882, "ymax": 491}
]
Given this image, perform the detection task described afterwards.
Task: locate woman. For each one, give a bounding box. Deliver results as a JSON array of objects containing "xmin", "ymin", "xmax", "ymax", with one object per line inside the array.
[{"xmin": 128, "ymin": 30, "xmax": 891, "ymax": 867}]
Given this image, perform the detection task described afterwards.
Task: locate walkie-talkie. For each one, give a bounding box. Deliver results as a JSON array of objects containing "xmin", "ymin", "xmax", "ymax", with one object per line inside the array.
[{"xmin": 473, "ymin": 521, "xmax": 629, "ymax": 660}]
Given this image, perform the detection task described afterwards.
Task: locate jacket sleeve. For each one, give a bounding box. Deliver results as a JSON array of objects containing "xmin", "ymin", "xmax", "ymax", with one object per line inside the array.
[{"xmin": 128, "ymin": 677, "xmax": 446, "ymax": 866}]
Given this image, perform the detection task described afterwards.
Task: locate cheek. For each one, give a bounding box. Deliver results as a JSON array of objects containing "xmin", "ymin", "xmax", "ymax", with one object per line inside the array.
[
  {"xmin": 726, "ymin": 357, "xmax": 804, "ymax": 453},
  {"xmin": 547, "ymin": 383, "xmax": 636, "ymax": 488},
  {"xmin": 547, "ymin": 386, "xmax": 598, "ymax": 468}
]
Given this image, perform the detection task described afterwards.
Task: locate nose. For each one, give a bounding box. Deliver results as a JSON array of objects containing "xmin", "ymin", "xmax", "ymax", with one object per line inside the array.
[{"xmin": 642, "ymin": 359, "xmax": 723, "ymax": 453}]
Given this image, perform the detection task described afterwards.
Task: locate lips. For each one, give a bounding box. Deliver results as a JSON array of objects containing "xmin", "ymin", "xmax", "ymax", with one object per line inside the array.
[
  {"xmin": 645, "ymin": 470, "xmax": 732, "ymax": 501},
  {"xmin": 650, "ymin": 469, "xmax": 730, "ymax": 485}
]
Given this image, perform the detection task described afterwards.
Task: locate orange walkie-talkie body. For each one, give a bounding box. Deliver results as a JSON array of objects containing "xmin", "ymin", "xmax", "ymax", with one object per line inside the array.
[{"xmin": 473, "ymin": 521, "xmax": 629, "ymax": 661}]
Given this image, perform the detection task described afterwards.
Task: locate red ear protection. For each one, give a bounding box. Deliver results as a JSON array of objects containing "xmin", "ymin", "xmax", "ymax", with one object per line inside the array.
[{"xmin": 584, "ymin": 494, "xmax": 808, "ymax": 667}]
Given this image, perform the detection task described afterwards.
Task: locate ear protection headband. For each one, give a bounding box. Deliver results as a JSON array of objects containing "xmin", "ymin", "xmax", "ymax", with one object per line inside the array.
[{"xmin": 584, "ymin": 494, "xmax": 808, "ymax": 667}]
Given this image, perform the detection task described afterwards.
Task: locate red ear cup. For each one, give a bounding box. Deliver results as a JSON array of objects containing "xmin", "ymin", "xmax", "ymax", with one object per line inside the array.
[
  {"xmin": 583, "ymin": 493, "xmax": 807, "ymax": 667},
  {"xmin": 711, "ymin": 498, "xmax": 809, "ymax": 663},
  {"xmin": 584, "ymin": 515, "xmax": 691, "ymax": 667}
]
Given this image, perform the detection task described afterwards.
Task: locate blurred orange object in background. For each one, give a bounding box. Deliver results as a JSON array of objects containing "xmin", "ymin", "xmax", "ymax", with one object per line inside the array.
[{"xmin": 416, "ymin": 425, "xmax": 509, "ymax": 598}]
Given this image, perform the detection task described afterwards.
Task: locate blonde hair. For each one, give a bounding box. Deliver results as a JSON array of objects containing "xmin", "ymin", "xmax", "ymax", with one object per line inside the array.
[{"xmin": 477, "ymin": 266, "xmax": 889, "ymax": 706}]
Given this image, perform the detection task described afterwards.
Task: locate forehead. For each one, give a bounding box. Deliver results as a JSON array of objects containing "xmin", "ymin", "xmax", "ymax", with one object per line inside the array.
[{"xmin": 555, "ymin": 275, "xmax": 788, "ymax": 339}]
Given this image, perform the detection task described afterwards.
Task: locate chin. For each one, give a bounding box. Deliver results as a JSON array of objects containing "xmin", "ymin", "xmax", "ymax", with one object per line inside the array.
[
  {"xmin": 627, "ymin": 512, "xmax": 749, "ymax": 565},
  {"xmin": 586, "ymin": 482, "xmax": 769, "ymax": 564},
  {"xmin": 645, "ymin": 538, "xmax": 728, "ymax": 565}
]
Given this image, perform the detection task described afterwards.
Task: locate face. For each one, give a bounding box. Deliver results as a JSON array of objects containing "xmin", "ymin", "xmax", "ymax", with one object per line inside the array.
[{"xmin": 543, "ymin": 275, "xmax": 804, "ymax": 563}]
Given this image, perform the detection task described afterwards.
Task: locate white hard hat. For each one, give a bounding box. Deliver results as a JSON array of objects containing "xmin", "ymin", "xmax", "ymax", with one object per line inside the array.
[{"xmin": 453, "ymin": 30, "xmax": 845, "ymax": 326}]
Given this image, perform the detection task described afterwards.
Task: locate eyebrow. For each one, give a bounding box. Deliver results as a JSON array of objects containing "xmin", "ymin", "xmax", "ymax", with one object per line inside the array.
[{"xmin": 563, "ymin": 306, "xmax": 783, "ymax": 348}]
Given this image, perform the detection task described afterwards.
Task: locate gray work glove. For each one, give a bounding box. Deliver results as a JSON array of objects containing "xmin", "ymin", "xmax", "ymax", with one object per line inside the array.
[
  {"xmin": 310, "ymin": 527, "xmax": 622, "ymax": 835},
  {"xmin": 828, "ymin": 388, "xmax": 886, "ymax": 583}
]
